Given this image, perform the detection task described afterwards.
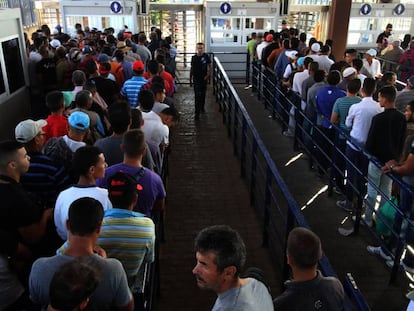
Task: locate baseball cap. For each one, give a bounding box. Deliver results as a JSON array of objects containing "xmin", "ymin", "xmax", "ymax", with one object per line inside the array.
[
  {"xmin": 342, "ymin": 67, "xmax": 357, "ymax": 78},
  {"xmin": 311, "ymin": 43, "xmax": 321, "ymax": 53},
  {"xmin": 285, "ymin": 50, "xmax": 298, "ymax": 59},
  {"xmin": 68, "ymin": 111, "xmax": 90, "ymax": 131},
  {"xmin": 15, "ymin": 119, "xmax": 47, "ymax": 143},
  {"xmin": 265, "ymin": 34, "xmax": 273, "ymax": 42},
  {"xmin": 365, "ymin": 48, "xmax": 377, "ymax": 57},
  {"xmin": 50, "ymin": 39, "xmax": 61, "ymax": 49},
  {"xmin": 133, "ymin": 60, "xmax": 145, "ymax": 72},
  {"xmin": 98, "ymin": 63, "xmax": 110, "ymax": 75},
  {"xmin": 82, "ymin": 45, "xmax": 92, "ymax": 54},
  {"xmin": 297, "ymin": 57, "xmax": 305, "ymax": 67},
  {"xmin": 98, "ymin": 53, "xmax": 110, "ymax": 63},
  {"xmin": 116, "ymin": 41, "xmax": 129, "ymax": 50},
  {"xmin": 108, "ymin": 171, "xmax": 143, "ymax": 198},
  {"xmin": 70, "ymin": 49, "xmax": 82, "ymax": 63}
]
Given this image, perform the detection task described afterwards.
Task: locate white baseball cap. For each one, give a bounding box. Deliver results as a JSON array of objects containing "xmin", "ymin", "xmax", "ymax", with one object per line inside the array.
[
  {"xmin": 285, "ymin": 50, "xmax": 298, "ymax": 59},
  {"xmin": 15, "ymin": 119, "xmax": 47, "ymax": 143},
  {"xmin": 365, "ymin": 48, "xmax": 377, "ymax": 57},
  {"xmin": 342, "ymin": 67, "xmax": 357, "ymax": 78}
]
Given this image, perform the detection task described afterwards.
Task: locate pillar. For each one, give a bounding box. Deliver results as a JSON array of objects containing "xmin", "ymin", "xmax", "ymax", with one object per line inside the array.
[{"xmin": 328, "ymin": 0, "xmax": 352, "ymax": 61}]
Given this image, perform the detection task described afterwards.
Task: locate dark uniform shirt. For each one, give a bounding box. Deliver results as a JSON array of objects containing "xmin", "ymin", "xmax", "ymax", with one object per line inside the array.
[{"xmin": 191, "ymin": 53, "xmax": 211, "ymax": 82}]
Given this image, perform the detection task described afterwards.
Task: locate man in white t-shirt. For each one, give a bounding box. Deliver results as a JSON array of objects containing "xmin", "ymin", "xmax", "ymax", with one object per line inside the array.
[
  {"xmin": 361, "ymin": 48, "xmax": 382, "ymax": 79},
  {"xmin": 139, "ymin": 90, "xmax": 169, "ymax": 149},
  {"xmin": 54, "ymin": 146, "xmax": 112, "ymax": 240}
]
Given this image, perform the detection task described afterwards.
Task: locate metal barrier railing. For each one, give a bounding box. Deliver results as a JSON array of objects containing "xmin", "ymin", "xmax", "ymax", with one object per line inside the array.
[
  {"xmin": 141, "ymin": 146, "xmax": 170, "ymax": 311},
  {"xmin": 212, "ymin": 56, "xmax": 366, "ymax": 310},
  {"xmin": 170, "ymin": 52, "xmax": 250, "ymax": 85},
  {"xmin": 250, "ymin": 60, "xmax": 414, "ymax": 304}
]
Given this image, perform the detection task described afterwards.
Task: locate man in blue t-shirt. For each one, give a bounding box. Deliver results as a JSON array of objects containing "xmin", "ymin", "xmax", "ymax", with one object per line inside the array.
[{"xmin": 314, "ymin": 70, "xmax": 346, "ymax": 175}]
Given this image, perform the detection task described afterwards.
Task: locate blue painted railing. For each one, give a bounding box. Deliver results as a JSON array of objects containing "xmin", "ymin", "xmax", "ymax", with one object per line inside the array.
[{"xmin": 212, "ymin": 56, "xmax": 369, "ymax": 310}]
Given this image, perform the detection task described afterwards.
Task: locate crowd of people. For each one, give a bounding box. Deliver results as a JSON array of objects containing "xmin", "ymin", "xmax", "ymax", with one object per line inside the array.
[
  {"xmin": 248, "ymin": 21, "xmax": 414, "ymax": 298},
  {"xmin": 1, "ymin": 22, "xmax": 185, "ymax": 311},
  {"xmin": 3, "ymin": 17, "xmax": 414, "ymax": 310}
]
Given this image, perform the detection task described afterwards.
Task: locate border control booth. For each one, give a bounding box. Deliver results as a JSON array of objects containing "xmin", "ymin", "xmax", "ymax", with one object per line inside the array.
[
  {"xmin": 347, "ymin": 2, "xmax": 414, "ymax": 51},
  {"xmin": 60, "ymin": 0, "xmax": 141, "ymax": 35},
  {"xmin": 205, "ymin": 1, "xmax": 279, "ymax": 80},
  {"xmin": 0, "ymin": 8, "xmax": 30, "ymax": 140}
]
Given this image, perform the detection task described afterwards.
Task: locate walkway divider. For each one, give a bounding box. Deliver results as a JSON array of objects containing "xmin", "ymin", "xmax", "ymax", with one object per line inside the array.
[{"xmin": 212, "ymin": 56, "xmax": 371, "ymax": 310}]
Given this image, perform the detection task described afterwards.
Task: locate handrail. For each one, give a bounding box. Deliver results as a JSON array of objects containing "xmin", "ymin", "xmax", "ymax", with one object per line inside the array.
[
  {"xmin": 212, "ymin": 56, "xmax": 362, "ymax": 310},
  {"xmin": 141, "ymin": 146, "xmax": 170, "ymax": 310}
]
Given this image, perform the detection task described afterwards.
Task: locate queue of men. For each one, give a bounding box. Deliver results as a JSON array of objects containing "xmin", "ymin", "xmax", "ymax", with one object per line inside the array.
[
  {"xmin": 247, "ymin": 21, "xmax": 414, "ymax": 297},
  {"xmin": 1, "ymin": 23, "xmax": 178, "ymax": 311}
]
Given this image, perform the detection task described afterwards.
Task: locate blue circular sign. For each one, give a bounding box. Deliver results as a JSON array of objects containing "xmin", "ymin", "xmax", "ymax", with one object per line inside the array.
[
  {"xmin": 394, "ymin": 4, "xmax": 405, "ymax": 16},
  {"xmin": 220, "ymin": 2, "xmax": 231, "ymax": 15},
  {"xmin": 110, "ymin": 1, "xmax": 123, "ymax": 14},
  {"xmin": 360, "ymin": 3, "xmax": 372, "ymax": 16}
]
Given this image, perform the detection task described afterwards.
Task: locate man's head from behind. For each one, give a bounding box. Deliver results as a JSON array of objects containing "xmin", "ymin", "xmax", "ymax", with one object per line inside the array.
[
  {"xmin": 159, "ymin": 106, "xmax": 180, "ymax": 128},
  {"xmin": 362, "ymin": 78, "xmax": 377, "ymax": 97},
  {"xmin": 108, "ymin": 171, "xmax": 142, "ymax": 209},
  {"xmin": 67, "ymin": 197, "xmax": 104, "ymax": 237},
  {"xmin": 192, "ymin": 225, "xmax": 246, "ymax": 293},
  {"xmin": 287, "ymin": 227, "xmax": 322, "ymax": 270},
  {"xmin": 138, "ymin": 90, "xmax": 155, "ymax": 112},
  {"xmin": 49, "ymin": 258, "xmax": 100, "ymax": 311},
  {"xmin": 122, "ymin": 129, "xmax": 146, "ymax": 158},
  {"xmin": 108, "ymin": 100, "xmax": 131, "ymax": 134},
  {"xmin": 378, "ymin": 85, "xmax": 397, "ymax": 106}
]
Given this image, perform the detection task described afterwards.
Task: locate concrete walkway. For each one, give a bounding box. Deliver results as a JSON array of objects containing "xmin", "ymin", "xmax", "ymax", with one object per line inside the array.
[{"xmin": 156, "ymin": 83, "xmax": 410, "ymax": 311}]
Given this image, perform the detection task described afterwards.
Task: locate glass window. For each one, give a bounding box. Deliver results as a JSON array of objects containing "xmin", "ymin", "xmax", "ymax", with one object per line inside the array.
[
  {"xmin": 0, "ymin": 62, "xmax": 5, "ymax": 95},
  {"xmin": 2, "ymin": 38, "xmax": 25, "ymax": 94}
]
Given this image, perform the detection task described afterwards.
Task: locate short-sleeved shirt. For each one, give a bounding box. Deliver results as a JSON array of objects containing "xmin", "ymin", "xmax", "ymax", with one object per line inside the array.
[
  {"xmin": 20, "ymin": 152, "xmax": 70, "ymax": 207},
  {"xmin": 98, "ymin": 208, "xmax": 155, "ymax": 291},
  {"xmin": 43, "ymin": 115, "xmax": 68, "ymax": 143},
  {"xmin": 316, "ymin": 86, "xmax": 346, "ymax": 128},
  {"xmin": 273, "ymin": 271, "xmax": 344, "ymax": 311},
  {"xmin": 191, "ymin": 53, "xmax": 211, "ymax": 82},
  {"xmin": 54, "ymin": 185, "xmax": 113, "ymax": 240},
  {"xmin": 213, "ymin": 278, "xmax": 273, "ymax": 311},
  {"xmin": 332, "ymin": 96, "xmax": 361, "ymax": 138},
  {"xmin": 121, "ymin": 76, "xmax": 148, "ymax": 108},
  {"xmin": 29, "ymin": 253, "xmax": 132, "ymax": 310},
  {"xmin": 0, "ymin": 180, "xmax": 43, "ymax": 254},
  {"xmin": 97, "ymin": 163, "xmax": 166, "ymax": 217}
]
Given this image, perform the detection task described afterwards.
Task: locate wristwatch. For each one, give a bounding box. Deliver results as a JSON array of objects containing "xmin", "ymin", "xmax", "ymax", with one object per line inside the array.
[{"xmin": 390, "ymin": 164, "xmax": 395, "ymax": 172}]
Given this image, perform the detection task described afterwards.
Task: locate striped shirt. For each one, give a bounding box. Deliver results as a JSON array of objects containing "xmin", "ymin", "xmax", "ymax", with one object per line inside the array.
[
  {"xmin": 120, "ymin": 76, "xmax": 148, "ymax": 108},
  {"xmin": 20, "ymin": 152, "xmax": 70, "ymax": 207},
  {"xmin": 98, "ymin": 208, "xmax": 155, "ymax": 292}
]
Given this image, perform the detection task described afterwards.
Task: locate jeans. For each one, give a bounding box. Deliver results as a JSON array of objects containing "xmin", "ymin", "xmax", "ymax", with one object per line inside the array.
[
  {"xmin": 344, "ymin": 145, "xmax": 368, "ymax": 204},
  {"xmin": 365, "ymin": 162, "xmax": 392, "ymax": 223}
]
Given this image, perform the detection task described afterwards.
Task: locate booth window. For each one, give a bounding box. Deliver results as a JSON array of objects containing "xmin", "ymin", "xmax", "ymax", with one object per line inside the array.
[
  {"xmin": 2, "ymin": 38, "xmax": 25, "ymax": 94},
  {"xmin": 0, "ymin": 63, "xmax": 5, "ymax": 96}
]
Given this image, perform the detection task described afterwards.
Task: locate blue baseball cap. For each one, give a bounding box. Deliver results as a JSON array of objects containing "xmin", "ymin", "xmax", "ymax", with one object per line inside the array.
[
  {"xmin": 68, "ymin": 111, "xmax": 90, "ymax": 131},
  {"xmin": 297, "ymin": 57, "xmax": 305, "ymax": 67}
]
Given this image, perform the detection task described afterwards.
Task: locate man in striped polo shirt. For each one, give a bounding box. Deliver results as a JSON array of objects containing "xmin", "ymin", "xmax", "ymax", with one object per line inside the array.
[
  {"xmin": 121, "ymin": 60, "xmax": 148, "ymax": 108},
  {"xmin": 98, "ymin": 171, "xmax": 155, "ymax": 310},
  {"xmin": 15, "ymin": 119, "xmax": 71, "ymax": 208}
]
